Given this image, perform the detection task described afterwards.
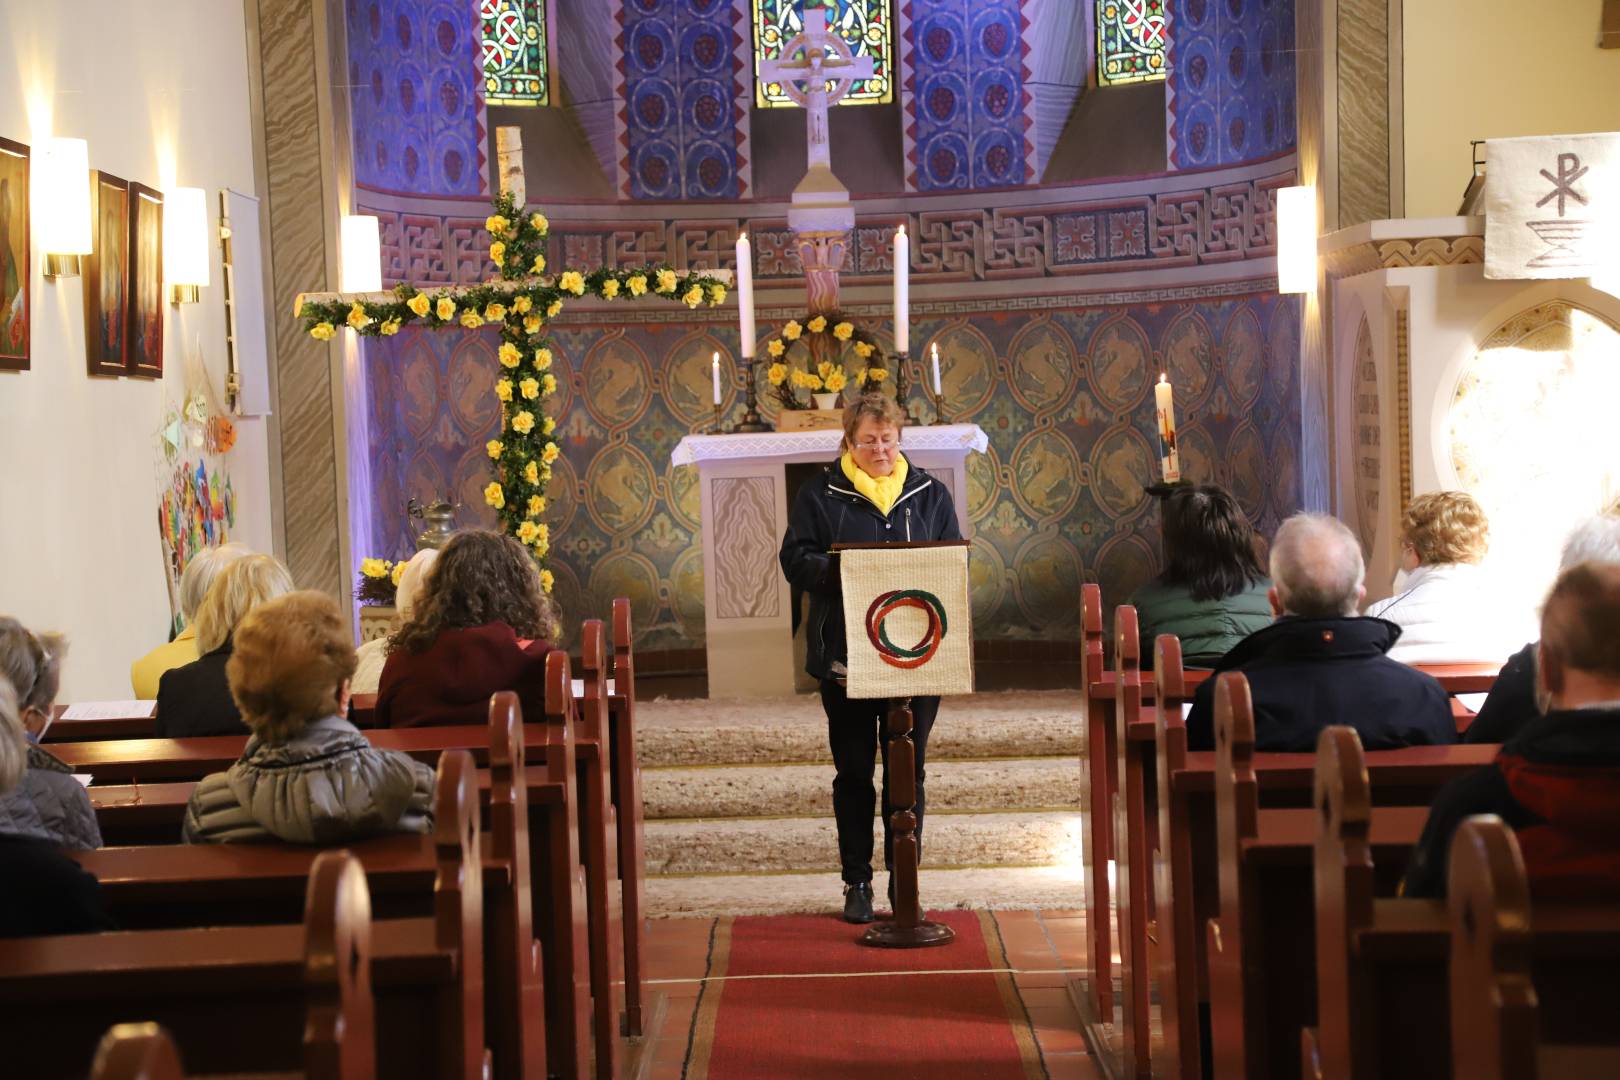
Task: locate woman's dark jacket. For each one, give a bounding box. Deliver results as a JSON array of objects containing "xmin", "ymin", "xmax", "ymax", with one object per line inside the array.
[
  {"xmin": 778, "ymin": 459, "xmax": 961, "ymax": 681},
  {"xmin": 375, "ymin": 622, "xmax": 556, "ymax": 728},
  {"xmin": 1131, "ymin": 576, "xmax": 1273, "ymax": 669},
  {"xmin": 155, "ymin": 643, "xmax": 246, "ymax": 738},
  {"xmin": 1463, "ymin": 641, "xmax": 1538, "ymax": 744},
  {"xmin": 0, "ymin": 833, "xmax": 113, "ymax": 938}
]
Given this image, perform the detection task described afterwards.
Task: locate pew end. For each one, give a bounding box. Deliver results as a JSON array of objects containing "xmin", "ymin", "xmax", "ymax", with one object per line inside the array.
[
  {"xmin": 1448, "ymin": 816, "xmax": 1537, "ymax": 1080},
  {"xmin": 90, "ymin": 1024, "xmax": 186, "ymax": 1080}
]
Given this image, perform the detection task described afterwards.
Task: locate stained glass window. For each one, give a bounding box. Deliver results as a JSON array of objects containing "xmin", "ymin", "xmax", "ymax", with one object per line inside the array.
[
  {"xmin": 754, "ymin": 0, "xmax": 893, "ymax": 108},
  {"xmin": 481, "ymin": 0, "xmax": 549, "ymax": 106},
  {"xmin": 1097, "ymin": 0, "xmax": 1168, "ymax": 86}
]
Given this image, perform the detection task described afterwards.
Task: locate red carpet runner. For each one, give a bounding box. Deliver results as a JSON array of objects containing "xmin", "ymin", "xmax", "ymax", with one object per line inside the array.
[{"xmin": 686, "ymin": 910, "xmax": 1045, "ymax": 1078}]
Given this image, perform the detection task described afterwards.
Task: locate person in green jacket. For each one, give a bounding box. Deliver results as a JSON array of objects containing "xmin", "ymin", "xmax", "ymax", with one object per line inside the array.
[{"xmin": 1131, "ymin": 484, "xmax": 1273, "ymax": 669}]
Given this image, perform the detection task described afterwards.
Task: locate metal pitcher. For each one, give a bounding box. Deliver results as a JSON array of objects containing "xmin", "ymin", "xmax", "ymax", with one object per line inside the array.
[{"xmin": 406, "ymin": 496, "xmax": 457, "ymax": 550}]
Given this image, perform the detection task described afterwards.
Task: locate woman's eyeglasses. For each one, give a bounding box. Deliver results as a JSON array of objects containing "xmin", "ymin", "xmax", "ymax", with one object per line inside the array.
[{"xmin": 854, "ymin": 438, "xmax": 898, "ymax": 451}]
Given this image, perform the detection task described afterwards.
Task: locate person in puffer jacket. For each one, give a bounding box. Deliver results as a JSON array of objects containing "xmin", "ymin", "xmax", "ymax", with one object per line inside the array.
[
  {"xmin": 0, "ymin": 618, "xmax": 101, "ymax": 849},
  {"xmin": 1401, "ymin": 562, "xmax": 1620, "ymax": 899},
  {"xmin": 184, "ymin": 591, "xmax": 434, "ymax": 844}
]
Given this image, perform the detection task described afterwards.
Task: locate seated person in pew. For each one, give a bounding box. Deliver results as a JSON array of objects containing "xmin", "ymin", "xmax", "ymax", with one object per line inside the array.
[
  {"xmin": 352, "ymin": 547, "xmax": 436, "ymax": 696},
  {"xmin": 1468, "ymin": 511, "xmax": 1620, "ymax": 744},
  {"xmin": 130, "ymin": 543, "xmax": 248, "ymax": 700},
  {"xmin": 184, "ymin": 591, "xmax": 435, "ymax": 844},
  {"xmin": 376, "ymin": 530, "xmax": 559, "ymax": 728},
  {"xmin": 1132, "ymin": 483, "xmax": 1272, "ymax": 669},
  {"xmin": 156, "ymin": 554, "xmax": 294, "ymax": 738},
  {"xmin": 1402, "ymin": 562, "xmax": 1620, "ymax": 898},
  {"xmin": 1366, "ymin": 490, "xmax": 1527, "ymax": 664},
  {"xmin": 1186, "ymin": 512, "xmax": 1456, "ymax": 752},
  {"xmin": 0, "ymin": 618, "xmax": 101, "ymax": 848},
  {"xmin": 0, "ymin": 675, "xmax": 112, "ymax": 937}
]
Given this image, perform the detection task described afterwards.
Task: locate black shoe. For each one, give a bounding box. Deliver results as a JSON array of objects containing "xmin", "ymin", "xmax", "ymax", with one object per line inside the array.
[{"xmin": 842, "ymin": 882, "xmax": 875, "ymax": 924}]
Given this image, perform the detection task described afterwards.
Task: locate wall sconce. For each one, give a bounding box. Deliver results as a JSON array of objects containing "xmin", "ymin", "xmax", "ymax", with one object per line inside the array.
[
  {"xmin": 164, "ymin": 186, "xmax": 210, "ymax": 305},
  {"xmin": 1276, "ymin": 185, "xmax": 1318, "ymax": 294},
  {"xmin": 36, "ymin": 137, "xmax": 91, "ymax": 279},
  {"xmin": 340, "ymin": 214, "xmax": 382, "ymax": 293}
]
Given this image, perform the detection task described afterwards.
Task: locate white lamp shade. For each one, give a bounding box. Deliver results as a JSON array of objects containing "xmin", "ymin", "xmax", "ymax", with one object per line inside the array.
[
  {"xmin": 35, "ymin": 137, "xmax": 91, "ymax": 255},
  {"xmin": 1276, "ymin": 185, "xmax": 1317, "ymax": 294},
  {"xmin": 164, "ymin": 186, "xmax": 210, "ymax": 287},
  {"xmin": 340, "ymin": 214, "xmax": 382, "ymax": 293}
]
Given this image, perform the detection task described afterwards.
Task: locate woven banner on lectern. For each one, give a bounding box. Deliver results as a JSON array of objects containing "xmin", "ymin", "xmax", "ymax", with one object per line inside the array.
[{"xmin": 839, "ymin": 544, "xmax": 974, "ymax": 699}]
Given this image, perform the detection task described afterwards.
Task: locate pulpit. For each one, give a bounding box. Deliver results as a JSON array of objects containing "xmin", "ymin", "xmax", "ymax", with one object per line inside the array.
[{"xmin": 671, "ymin": 424, "xmax": 987, "ymax": 698}]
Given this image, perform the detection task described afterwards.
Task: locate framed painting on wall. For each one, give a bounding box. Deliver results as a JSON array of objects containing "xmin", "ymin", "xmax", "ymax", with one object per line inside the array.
[
  {"xmin": 0, "ymin": 136, "xmax": 28, "ymax": 371},
  {"xmin": 84, "ymin": 170, "xmax": 129, "ymax": 377},
  {"xmin": 127, "ymin": 182, "xmax": 163, "ymax": 377}
]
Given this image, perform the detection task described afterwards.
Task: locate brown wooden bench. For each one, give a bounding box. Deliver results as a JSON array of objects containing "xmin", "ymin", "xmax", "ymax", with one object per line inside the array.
[
  {"xmin": 607, "ymin": 597, "xmax": 653, "ymax": 1043},
  {"xmin": 1302, "ymin": 730, "xmax": 1620, "ymax": 1080},
  {"xmin": 87, "ymin": 1017, "xmax": 368, "ymax": 1080},
  {"xmin": 0, "ymin": 849, "xmax": 431, "ymax": 1078}
]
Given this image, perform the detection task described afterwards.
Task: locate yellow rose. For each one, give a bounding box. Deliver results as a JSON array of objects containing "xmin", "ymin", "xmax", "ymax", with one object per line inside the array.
[
  {"xmin": 523, "ymin": 315, "xmax": 542, "ymax": 335},
  {"xmin": 485, "ymin": 214, "xmax": 510, "ymax": 235},
  {"xmin": 866, "ymin": 367, "xmax": 888, "ymax": 382},
  {"xmin": 518, "ymin": 377, "xmax": 539, "ymax": 400},
  {"xmin": 390, "ymin": 561, "xmax": 407, "ymax": 587},
  {"xmin": 817, "ymin": 361, "xmax": 835, "ymax": 379},
  {"xmin": 627, "ymin": 274, "xmax": 648, "ymax": 297},
  {"xmin": 824, "ymin": 371, "xmax": 847, "ymax": 393},
  {"xmin": 498, "ymin": 342, "xmax": 522, "ymax": 368},
  {"xmin": 484, "ymin": 302, "xmax": 506, "ymax": 321},
  {"xmin": 534, "ymin": 537, "xmax": 550, "ymax": 556},
  {"xmin": 379, "ymin": 318, "xmax": 401, "ymax": 336},
  {"xmin": 511, "ymin": 410, "xmax": 536, "ymax": 435},
  {"xmin": 524, "ymin": 460, "xmax": 540, "ymax": 485},
  {"xmin": 435, "ymin": 296, "xmax": 456, "ymax": 321},
  {"xmin": 530, "ymin": 212, "xmax": 548, "ymax": 233},
  {"xmin": 407, "ymin": 294, "xmax": 431, "ymax": 317},
  {"xmin": 527, "ymin": 494, "xmax": 545, "ymax": 517},
  {"xmin": 541, "ymin": 443, "xmax": 560, "ymax": 464},
  {"xmin": 833, "ymin": 321, "xmax": 853, "ymax": 341},
  {"xmin": 489, "ymin": 241, "xmax": 506, "ymax": 265},
  {"xmin": 807, "ymin": 315, "xmax": 827, "ymax": 334},
  {"xmin": 782, "ymin": 320, "xmax": 802, "ymax": 341},
  {"xmin": 683, "ymin": 285, "xmax": 704, "ymax": 308},
  {"xmin": 534, "ymin": 348, "xmax": 553, "ymax": 370},
  {"xmin": 517, "ymin": 520, "xmax": 541, "ymax": 545},
  {"xmin": 708, "ymin": 283, "xmax": 727, "ymax": 305},
  {"xmin": 601, "ymin": 278, "xmax": 620, "ymax": 299},
  {"xmin": 853, "ymin": 340, "xmax": 874, "ymax": 358},
  {"xmin": 540, "ymin": 464, "xmax": 552, "ymax": 483},
  {"xmin": 767, "ymin": 362, "xmax": 787, "ymax": 385},
  {"xmin": 310, "ymin": 322, "xmax": 336, "ymax": 341},
  {"xmin": 541, "ymin": 416, "xmax": 556, "ymax": 435},
  {"xmin": 512, "ymin": 294, "xmax": 532, "ymax": 314},
  {"xmin": 495, "ymin": 379, "xmax": 514, "ymax": 402},
  {"xmin": 483, "ymin": 482, "xmax": 505, "ymax": 509},
  {"xmin": 539, "ymin": 569, "xmax": 555, "ymax": 593},
  {"xmin": 347, "ymin": 302, "xmax": 371, "ymax": 330},
  {"xmin": 766, "ymin": 338, "xmax": 786, "ymax": 358},
  {"xmin": 459, "ymin": 310, "xmax": 484, "ymax": 329},
  {"xmin": 546, "ymin": 300, "xmax": 562, "ymax": 317},
  {"xmin": 535, "ymin": 523, "xmax": 550, "ymax": 543},
  {"xmin": 530, "ymin": 253, "xmax": 546, "ymax": 274},
  {"xmin": 360, "ymin": 557, "xmax": 389, "ymax": 579},
  {"xmin": 559, "ymin": 271, "xmax": 585, "ymax": 296},
  {"xmin": 656, "ymin": 268, "xmax": 677, "ymax": 294},
  {"xmin": 541, "ymin": 373, "xmax": 557, "ymax": 395},
  {"xmin": 486, "ymin": 439, "xmax": 504, "ymax": 459}
]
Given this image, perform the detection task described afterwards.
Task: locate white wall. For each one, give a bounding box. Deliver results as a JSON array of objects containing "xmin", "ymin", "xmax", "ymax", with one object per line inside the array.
[{"xmin": 0, "ymin": 1, "xmax": 275, "ymax": 701}]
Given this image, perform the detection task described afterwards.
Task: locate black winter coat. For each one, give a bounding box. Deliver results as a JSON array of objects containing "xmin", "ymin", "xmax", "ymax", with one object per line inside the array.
[
  {"xmin": 1185, "ymin": 615, "xmax": 1457, "ymax": 752},
  {"xmin": 1463, "ymin": 640, "xmax": 1538, "ymax": 744},
  {"xmin": 779, "ymin": 459, "xmax": 962, "ymax": 680},
  {"xmin": 155, "ymin": 643, "xmax": 247, "ymax": 738}
]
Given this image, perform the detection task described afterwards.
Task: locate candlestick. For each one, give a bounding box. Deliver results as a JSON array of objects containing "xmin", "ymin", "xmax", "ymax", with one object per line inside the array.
[
  {"xmin": 1155, "ymin": 372, "xmax": 1181, "ymax": 483},
  {"xmin": 712, "ymin": 351, "xmax": 722, "ymax": 406},
  {"xmin": 930, "ymin": 342, "xmax": 942, "ymax": 396},
  {"xmin": 893, "ymin": 224, "xmax": 909, "ymax": 355},
  {"xmin": 712, "ymin": 401, "xmax": 724, "ymax": 435},
  {"xmin": 736, "ymin": 232, "xmax": 755, "ymax": 357}
]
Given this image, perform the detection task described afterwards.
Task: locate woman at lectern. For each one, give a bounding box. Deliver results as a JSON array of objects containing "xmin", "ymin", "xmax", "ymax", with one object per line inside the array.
[{"xmin": 779, "ymin": 392, "xmax": 962, "ymax": 924}]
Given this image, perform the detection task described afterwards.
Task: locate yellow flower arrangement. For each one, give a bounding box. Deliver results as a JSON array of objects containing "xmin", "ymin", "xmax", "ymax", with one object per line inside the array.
[
  {"xmin": 489, "ymin": 241, "xmax": 506, "ymax": 265},
  {"xmin": 823, "ymin": 369, "xmax": 848, "ymax": 393},
  {"xmin": 511, "ymin": 411, "xmax": 536, "ymax": 435},
  {"xmin": 407, "ymin": 294, "xmax": 431, "ymax": 317},
  {"xmin": 495, "ymin": 379, "xmax": 514, "ymax": 402},
  {"xmin": 498, "ymin": 342, "xmax": 522, "ymax": 368},
  {"xmin": 767, "ymin": 338, "xmax": 786, "ymax": 357},
  {"xmin": 833, "ymin": 321, "xmax": 853, "ymax": 341},
  {"xmin": 530, "ymin": 212, "xmax": 548, "ymax": 232},
  {"xmin": 656, "ymin": 268, "xmax": 677, "ymax": 294},
  {"xmin": 682, "ymin": 284, "xmax": 704, "ymax": 307},
  {"xmin": 523, "ymin": 314, "xmax": 543, "ymax": 334},
  {"xmin": 539, "ymin": 569, "xmax": 555, "ymax": 593},
  {"xmin": 390, "ymin": 561, "xmax": 407, "ymax": 587},
  {"xmin": 708, "ymin": 283, "xmax": 727, "ymax": 305},
  {"xmin": 541, "ymin": 443, "xmax": 560, "ymax": 464},
  {"xmin": 435, "ymin": 296, "xmax": 456, "ymax": 321},
  {"xmin": 524, "ymin": 460, "xmax": 540, "ymax": 484},
  {"xmin": 530, "ymin": 253, "xmax": 547, "ymax": 274},
  {"xmin": 628, "ymin": 274, "xmax": 648, "ymax": 297},
  {"xmin": 601, "ymin": 278, "xmax": 620, "ymax": 299},
  {"xmin": 767, "ymin": 362, "xmax": 788, "ymax": 385},
  {"xmin": 512, "ymin": 294, "xmax": 532, "ymax": 314},
  {"xmin": 546, "ymin": 300, "xmax": 562, "ymax": 317},
  {"xmin": 486, "ymin": 439, "xmax": 504, "ymax": 459},
  {"xmin": 483, "ymin": 481, "xmax": 505, "ymax": 509},
  {"xmin": 459, "ymin": 310, "xmax": 484, "ymax": 329},
  {"xmin": 360, "ymin": 557, "xmax": 391, "ymax": 579},
  {"xmin": 519, "ymin": 377, "xmax": 540, "ymax": 400},
  {"xmin": 534, "ymin": 347, "xmax": 553, "ymax": 370},
  {"xmin": 807, "ymin": 315, "xmax": 827, "ymax": 334},
  {"xmin": 485, "ymin": 214, "xmax": 510, "ymax": 235},
  {"xmin": 791, "ymin": 369, "xmax": 823, "ymax": 391},
  {"xmin": 347, "ymin": 302, "xmax": 371, "ymax": 330},
  {"xmin": 379, "ymin": 318, "xmax": 401, "ymax": 336},
  {"xmin": 484, "ymin": 302, "xmax": 506, "ymax": 321},
  {"xmin": 559, "ymin": 271, "xmax": 585, "ymax": 295},
  {"xmin": 310, "ymin": 322, "xmax": 336, "ymax": 340}
]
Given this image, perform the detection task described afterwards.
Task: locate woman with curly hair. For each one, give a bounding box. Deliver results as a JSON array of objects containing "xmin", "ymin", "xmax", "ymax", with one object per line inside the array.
[{"xmin": 376, "ymin": 530, "xmax": 560, "ymax": 728}]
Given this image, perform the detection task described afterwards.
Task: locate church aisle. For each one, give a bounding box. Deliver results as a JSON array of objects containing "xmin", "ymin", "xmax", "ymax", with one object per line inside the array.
[{"xmin": 642, "ymin": 910, "xmax": 1101, "ymax": 1079}]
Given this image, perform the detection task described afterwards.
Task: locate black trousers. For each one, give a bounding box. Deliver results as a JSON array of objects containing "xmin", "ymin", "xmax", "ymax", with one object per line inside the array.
[{"xmin": 819, "ymin": 679, "xmax": 940, "ymax": 885}]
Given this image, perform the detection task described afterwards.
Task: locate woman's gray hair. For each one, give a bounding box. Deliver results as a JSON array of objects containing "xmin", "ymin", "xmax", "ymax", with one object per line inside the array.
[
  {"xmin": 1269, "ymin": 512, "xmax": 1366, "ymax": 617},
  {"xmin": 1559, "ymin": 514, "xmax": 1620, "ymax": 571},
  {"xmin": 0, "ymin": 676, "xmax": 24, "ymax": 794},
  {"xmin": 0, "ymin": 616, "xmax": 67, "ymax": 714},
  {"xmin": 179, "ymin": 543, "xmax": 252, "ymax": 624}
]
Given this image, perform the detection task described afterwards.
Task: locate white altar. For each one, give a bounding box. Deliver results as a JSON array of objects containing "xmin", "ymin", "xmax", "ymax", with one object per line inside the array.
[{"xmin": 671, "ymin": 424, "xmax": 988, "ymax": 698}]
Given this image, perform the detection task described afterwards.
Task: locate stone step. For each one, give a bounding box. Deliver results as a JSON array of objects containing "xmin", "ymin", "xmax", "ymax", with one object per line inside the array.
[
  {"xmin": 642, "ymin": 756, "xmax": 1081, "ymax": 820},
  {"xmin": 636, "ymin": 689, "xmax": 1081, "ymax": 768},
  {"xmin": 644, "ymin": 809, "xmax": 1081, "ymax": 876},
  {"xmin": 645, "ymin": 865, "xmax": 1088, "ymax": 919}
]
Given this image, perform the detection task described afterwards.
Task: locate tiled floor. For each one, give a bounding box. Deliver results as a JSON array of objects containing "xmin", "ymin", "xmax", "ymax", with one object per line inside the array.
[{"xmin": 637, "ymin": 909, "xmax": 1102, "ymax": 1079}]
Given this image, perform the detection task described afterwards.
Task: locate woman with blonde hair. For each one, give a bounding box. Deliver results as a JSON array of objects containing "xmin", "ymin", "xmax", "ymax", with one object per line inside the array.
[
  {"xmin": 130, "ymin": 543, "xmax": 250, "ymax": 699},
  {"xmin": 156, "ymin": 553, "xmax": 294, "ymax": 737},
  {"xmin": 184, "ymin": 591, "xmax": 434, "ymax": 843},
  {"xmin": 1367, "ymin": 491, "xmax": 1514, "ymax": 664},
  {"xmin": 0, "ymin": 618, "xmax": 102, "ymax": 849}
]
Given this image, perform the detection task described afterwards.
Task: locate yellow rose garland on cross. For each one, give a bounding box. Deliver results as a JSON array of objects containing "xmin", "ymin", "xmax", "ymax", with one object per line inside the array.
[{"xmin": 297, "ymin": 190, "xmax": 729, "ymax": 591}]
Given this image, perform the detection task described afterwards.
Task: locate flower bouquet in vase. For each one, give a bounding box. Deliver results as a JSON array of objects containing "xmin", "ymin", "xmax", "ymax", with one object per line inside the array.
[{"xmin": 763, "ymin": 313, "xmax": 891, "ymax": 431}]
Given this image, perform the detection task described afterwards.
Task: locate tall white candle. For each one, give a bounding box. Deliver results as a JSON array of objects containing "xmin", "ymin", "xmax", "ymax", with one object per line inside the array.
[
  {"xmin": 736, "ymin": 232, "xmax": 755, "ymax": 357},
  {"xmin": 893, "ymin": 224, "xmax": 909, "ymax": 354},
  {"xmin": 1155, "ymin": 373, "xmax": 1181, "ymax": 483},
  {"xmin": 712, "ymin": 352, "xmax": 722, "ymax": 405},
  {"xmin": 931, "ymin": 342, "xmax": 942, "ymax": 395}
]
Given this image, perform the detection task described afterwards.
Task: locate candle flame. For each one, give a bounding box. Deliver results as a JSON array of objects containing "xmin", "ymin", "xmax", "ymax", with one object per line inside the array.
[
  {"xmin": 739, "ymin": 231, "xmax": 748, "ymax": 243},
  {"xmin": 896, "ymin": 223, "xmax": 906, "ymax": 236},
  {"xmin": 1159, "ymin": 372, "xmax": 1167, "ymax": 384},
  {"xmin": 713, "ymin": 351, "xmax": 719, "ymax": 363},
  {"xmin": 932, "ymin": 342, "xmax": 939, "ymax": 358}
]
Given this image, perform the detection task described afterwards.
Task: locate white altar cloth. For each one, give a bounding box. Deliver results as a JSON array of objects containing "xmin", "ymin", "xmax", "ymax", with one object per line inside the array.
[{"xmin": 671, "ymin": 423, "xmax": 989, "ymax": 467}]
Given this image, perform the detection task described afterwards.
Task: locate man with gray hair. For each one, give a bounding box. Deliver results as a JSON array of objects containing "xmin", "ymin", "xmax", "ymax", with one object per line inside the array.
[{"xmin": 1185, "ymin": 512, "xmax": 1456, "ymax": 751}]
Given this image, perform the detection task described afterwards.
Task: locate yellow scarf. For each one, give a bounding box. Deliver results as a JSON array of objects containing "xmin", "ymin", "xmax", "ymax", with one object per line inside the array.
[{"xmin": 840, "ymin": 451, "xmax": 909, "ymax": 516}]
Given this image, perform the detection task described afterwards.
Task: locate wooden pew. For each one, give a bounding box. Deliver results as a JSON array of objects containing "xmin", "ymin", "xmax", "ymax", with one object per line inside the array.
[
  {"xmin": 0, "ymin": 849, "xmax": 399, "ymax": 1078},
  {"xmin": 88, "ymin": 1018, "xmax": 371, "ymax": 1080},
  {"xmin": 1305, "ymin": 731, "xmax": 1620, "ymax": 1080},
  {"xmin": 608, "ymin": 597, "xmax": 653, "ymax": 1042},
  {"xmin": 574, "ymin": 620, "xmax": 623, "ymax": 1080},
  {"xmin": 1110, "ymin": 605, "xmax": 1152, "ymax": 1078},
  {"xmin": 1074, "ymin": 583, "xmax": 1114, "ymax": 1024}
]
